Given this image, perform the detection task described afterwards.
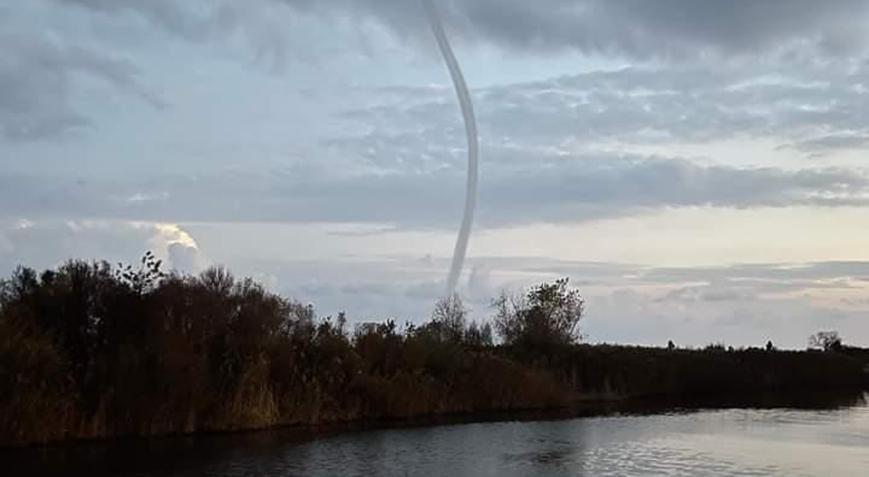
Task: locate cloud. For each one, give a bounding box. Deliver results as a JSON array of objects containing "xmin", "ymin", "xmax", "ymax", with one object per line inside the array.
[
  {"xmin": 149, "ymin": 223, "xmax": 207, "ymax": 273},
  {"xmin": 475, "ymin": 157, "xmax": 869, "ymax": 225},
  {"xmin": 340, "ymin": 62, "xmax": 869, "ymax": 161},
  {"xmin": 58, "ymin": 0, "xmax": 869, "ymax": 61},
  {"xmin": 642, "ymin": 261, "xmax": 869, "ymax": 286},
  {"xmin": 473, "ymin": 256, "xmax": 869, "ymax": 293},
  {"xmin": 58, "ymin": 0, "xmax": 329, "ymax": 70},
  {"xmin": 787, "ymin": 132, "xmax": 869, "ymax": 156},
  {"xmin": 658, "ymin": 284, "xmax": 758, "ymax": 303},
  {"xmin": 32, "ymin": 1, "xmax": 869, "ymax": 151},
  {"xmin": 273, "ymin": 0, "xmax": 869, "ymax": 59},
  {"xmin": 59, "ymin": 0, "xmax": 218, "ymax": 40},
  {"xmin": 0, "ymin": 153, "xmax": 866, "ymax": 228},
  {"xmin": 167, "ymin": 243, "xmax": 205, "ymax": 273},
  {"xmin": 0, "ymin": 31, "xmax": 163, "ymax": 141},
  {"xmin": 0, "ymin": 219, "xmax": 205, "ymax": 275},
  {"xmin": 1, "ymin": 152, "xmax": 867, "ymax": 228}
]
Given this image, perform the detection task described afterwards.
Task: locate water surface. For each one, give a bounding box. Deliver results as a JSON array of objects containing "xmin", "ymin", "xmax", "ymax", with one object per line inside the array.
[{"xmin": 9, "ymin": 394, "xmax": 869, "ymax": 476}]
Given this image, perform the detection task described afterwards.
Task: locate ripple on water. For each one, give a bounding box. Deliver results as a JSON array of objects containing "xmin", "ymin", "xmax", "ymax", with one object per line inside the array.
[{"xmin": 9, "ymin": 396, "xmax": 869, "ymax": 477}]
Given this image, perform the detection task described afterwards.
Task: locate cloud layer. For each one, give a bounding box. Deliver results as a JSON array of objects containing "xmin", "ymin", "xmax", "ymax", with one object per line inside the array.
[{"xmin": 1, "ymin": 155, "xmax": 866, "ymax": 227}]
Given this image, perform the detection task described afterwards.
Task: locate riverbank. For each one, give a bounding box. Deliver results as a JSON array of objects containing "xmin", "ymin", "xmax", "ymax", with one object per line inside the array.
[
  {"xmin": 3, "ymin": 341, "xmax": 866, "ymax": 448},
  {"xmin": 4, "ymin": 389, "xmax": 866, "ymax": 477}
]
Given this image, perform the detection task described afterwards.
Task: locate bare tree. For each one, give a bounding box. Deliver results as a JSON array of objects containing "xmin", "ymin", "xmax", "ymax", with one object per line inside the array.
[
  {"xmin": 808, "ymin": 331, "xmax": 843, "ymax": 351},
  {"xmin": 431, "ymin": 293, "xmax": 467, "ymax": 343}
]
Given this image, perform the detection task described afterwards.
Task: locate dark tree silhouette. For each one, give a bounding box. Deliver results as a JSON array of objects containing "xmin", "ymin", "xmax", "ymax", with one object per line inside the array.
[
  {"xmin": 493, "ymin": 278, "xmax": 584, "ymax": 353},
  {"xmin": 809, "ymin": 331, "xmax": 843, "ymax": 352}
]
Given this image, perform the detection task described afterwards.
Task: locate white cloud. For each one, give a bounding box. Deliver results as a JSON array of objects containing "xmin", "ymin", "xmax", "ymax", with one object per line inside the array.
[
  {"xmin": 167, "ymin": 242, "xmax": 204, "ymax": 273},
  {"xmin": 147, "ymin": 223, "xmax": 207, "ymax": 273}
]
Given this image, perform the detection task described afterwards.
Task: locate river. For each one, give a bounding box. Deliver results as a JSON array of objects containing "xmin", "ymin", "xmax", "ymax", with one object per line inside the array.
[{"xmin": 7, "ymin": 393, "xmax": 869, "ymax": 476}]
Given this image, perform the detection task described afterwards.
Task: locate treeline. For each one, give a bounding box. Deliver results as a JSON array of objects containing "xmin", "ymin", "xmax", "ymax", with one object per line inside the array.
[
  {"xmin": 0, "ymin": 256, "xmax": 568, "ymax": 446},
  {"xmin": 560, "ymin": 344, "xmax": 866, "ymax": 399},
  {"xmin": 1, "ymin": 257, "xmax": 866, "ymax": 447}
]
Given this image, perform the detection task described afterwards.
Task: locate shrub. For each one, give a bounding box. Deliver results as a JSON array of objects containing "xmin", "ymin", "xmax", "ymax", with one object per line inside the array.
[{"xmin": 493, "ymin": 278, "xmax": 584, "ymax": 354}]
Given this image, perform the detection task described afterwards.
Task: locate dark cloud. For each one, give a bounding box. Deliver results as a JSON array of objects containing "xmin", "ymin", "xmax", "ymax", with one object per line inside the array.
[
  {"xmin": 787, "ymin": 132, "xmax": 869, "ymax": 156},
  {"xmin": 0, "ymin": 153, "xmax": 866, "ymax": 227},
  {"xmin": 276, "ymin": 0, "xmax": 869, "ymax": 59},
  {"xmin": 480, "ymin": 156, "xmax": 867, "ymax": 215},
  {"xmin": 60, "ymin": 0, "xmax": 217, "ymax": 40},
  {"xmin": 59, "ymin": 0, "xmax": 308, "ymax": 70},
  {"xmin": 59, "ymin": 0, "xmax": 869, "ymax": 59},
  {"xmin": 462, "ymin": 0, "xmax": 869, "ymax": 58},
  {"xmin": 0, "ymin": 31, "xmax": 163, "ymax": 141}
]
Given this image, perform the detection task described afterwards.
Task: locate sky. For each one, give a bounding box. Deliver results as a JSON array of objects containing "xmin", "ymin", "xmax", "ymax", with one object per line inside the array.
[{"xmin": 3, "ymin": 0, "xmax": 869, "ymax": 348}]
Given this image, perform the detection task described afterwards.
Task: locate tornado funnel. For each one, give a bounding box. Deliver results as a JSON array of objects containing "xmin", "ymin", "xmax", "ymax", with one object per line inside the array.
[{"xmin": 423, "ymin": 0, "xmax": 479, "ymax": 296}]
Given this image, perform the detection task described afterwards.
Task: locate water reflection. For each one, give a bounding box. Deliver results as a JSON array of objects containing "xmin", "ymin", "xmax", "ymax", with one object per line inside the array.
[{"xmin": 5, "ymin": 392, "xmax": 868, "ymax": 477}]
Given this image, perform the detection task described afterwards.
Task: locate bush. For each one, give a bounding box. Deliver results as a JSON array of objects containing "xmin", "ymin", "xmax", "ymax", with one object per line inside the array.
[{"xmin": 493, "ymin": 278, "xmax": 584, "ymax": 354}]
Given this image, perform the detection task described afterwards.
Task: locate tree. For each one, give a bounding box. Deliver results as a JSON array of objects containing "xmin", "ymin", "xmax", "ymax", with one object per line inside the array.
[
  {"xmin": 431, "ymin": 293, "xmax": 467, "ymax": 344},
  {"xmin": 809, "ymin": 331, "xmax": 842, "ymax": 352},
  {"xmin": 464, "ymin": 321, "xmax": 493, "ymax": 347},
  {"xmin": 494, "ymin": 278, "xmax": 584, "ymax": 351},
  {"xmin": 114, "ymin": 251, "xmax": 165, "ymax": 294}
]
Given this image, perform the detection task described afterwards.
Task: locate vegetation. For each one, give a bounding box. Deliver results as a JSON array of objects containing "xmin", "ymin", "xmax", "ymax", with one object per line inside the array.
[
  {"xmin": 0, "ymin": 257, "xmax": 563, "ymax": 446},
  {"xmin": 562, "ymin": 343, "xmax": 865, "ymax": 399},
  {"xmin": 494, "ymin": 278, "xmax": 584, "ymax": 357},
  {"xmin": 0, "ymin": 257, "xmax": 866, "ymax": 447},
  {"xmin": 809, "ymin": 331, "xmax": 843, "ymax": 352}
]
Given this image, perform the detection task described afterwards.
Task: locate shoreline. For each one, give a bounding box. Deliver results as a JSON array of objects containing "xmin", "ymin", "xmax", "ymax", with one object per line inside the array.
[
  {"xmin": 5, "ymin": 387, "xmax": 865, "ymax": 452},
  {"xmin": 6, "ymin": 391, "xmax": 867, "ymax": 477},
  {"xmin": 3, "ymin": 342, "xmax": 867, "ymax": 448}
]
